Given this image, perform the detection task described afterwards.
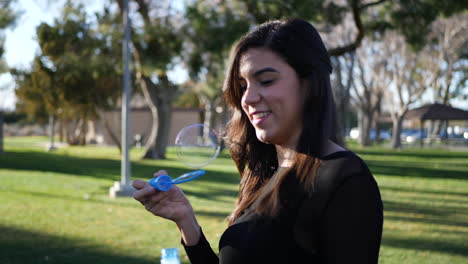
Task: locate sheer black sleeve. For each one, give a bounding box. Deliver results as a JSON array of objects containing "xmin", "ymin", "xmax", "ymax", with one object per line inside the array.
[{"xmin": 181, "ymin": 228, "xmax": 219, "ymax": 264}]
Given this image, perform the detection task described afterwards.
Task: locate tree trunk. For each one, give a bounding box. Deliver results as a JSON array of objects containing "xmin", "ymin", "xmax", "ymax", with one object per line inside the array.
[
  {"xmin": 103, "ymin": 114, "xmax": 122, "ymax": 153},
  {"xmin": 0, "ymin": 111, "xmax": 3, "ymax": 153},
  {"xmin": 47, "ymin": 114, "xmax": 56, "ymax": 151},
  {"xmin": 58, "ymin": 118, "xmax": 64, "ymax": 143},
  {"xmin": 87, "ymin": 120, "xmax": 97, "ymax": 144},
  {"xmin": 143, "ymin": 101, "xmax": 172, "ymax": 159},
  {"xmin": 140, "ymin": 74, "xmax": 178, "ymax": 160},
  {"xmin": 79, "ymin": 117, "xmax": 88, "ymax": 145},
  {"xmin": 375, "ymin": 120, "xmax": 381, "ymax": 142},
  {"xmin": 200, "ymin": 95, "xmax": 218, "ymax": 131},
  {"xmin": 358, "ymin": 109, "xmax": 373, "ymax": 146},
  {"xmin": 330, "ymin": 55, "xmax": 354, "ymax": 148},
  {"xmin": 132, "ymin": 42, "xmax": 178, "ymax": 160},
  {"xmin": 391, "ymin": 115, "xmax": 404, "ymax": 149}
]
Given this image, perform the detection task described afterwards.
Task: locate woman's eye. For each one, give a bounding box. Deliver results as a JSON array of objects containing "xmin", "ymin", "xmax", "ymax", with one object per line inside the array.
[{"xmin": 259, "ymin": 79, "xmax": 274, "ymax": 86}]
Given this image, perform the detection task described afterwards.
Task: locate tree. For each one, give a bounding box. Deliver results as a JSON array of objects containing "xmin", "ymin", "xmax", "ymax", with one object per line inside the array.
[
  {"xmin": 380, "ymin": 32, "xmax": 427, "ymax": 148},
  {"xmin": 351, "ymin": 40, "xmax": 387, "ymax": 146},
  {"xmin": 183, "ymin": 0, "xmax": 250, "ymax": 134},
  {"xmin": 0, "ymin": 0, "xmax": 19, "ymax": 72},
  {"xmin": 426, "ymin": 13, "xmax": 468, "ymax": 105},
  {"xmin": 423, "ymin": 14, "xmax": 468, "ymax": 138},
  {"xmin": 113, "ymin": 0, "xmax": 184, "ymax": 159},
  {"xmin": 13, "ymin": 57, "xmax": 61, "ymax": 150},
  {"xmin": 12, "ymin": 1, "xmax": 122, "ymax": 145},
  {"xmin": 0, "ymin": 0, "xmax": 20, "ymax": 153},
  {"xmin": 325, "ymin": 14, "xmax": 358, "ymax": 146},
  {"xmin": 237, "ymin": 0, "xmax": 468, "ymax": 53}
]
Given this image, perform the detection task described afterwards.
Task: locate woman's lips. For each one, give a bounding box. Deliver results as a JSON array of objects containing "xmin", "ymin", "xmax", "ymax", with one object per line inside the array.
[{"xmin": 250, "ymin": 111, "xmax": 272, "ymax": 126}]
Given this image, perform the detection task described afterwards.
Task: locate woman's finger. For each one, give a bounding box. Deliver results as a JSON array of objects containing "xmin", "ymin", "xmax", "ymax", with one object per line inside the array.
[
  {"xmin": 153, "ymin": 170, "xmax": 168, "ymax": 178},
  {"xmin": 133, "ymin": 185, "xmax": 157, "ymax": 201},
  {"xmin": 132, "ymin": 179, "xmax": 147, "ymax": 190}
]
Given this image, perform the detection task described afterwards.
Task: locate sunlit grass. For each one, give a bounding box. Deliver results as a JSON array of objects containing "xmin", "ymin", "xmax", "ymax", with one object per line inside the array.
[{"xmin": 1, "ymin": 136, "xmax": 467, "ymax": 263}]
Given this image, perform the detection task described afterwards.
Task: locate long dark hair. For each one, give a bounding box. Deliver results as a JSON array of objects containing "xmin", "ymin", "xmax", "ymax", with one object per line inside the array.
[{"xmin": 223, "ymin": 18, "xmax": 337, "ymax": 225}]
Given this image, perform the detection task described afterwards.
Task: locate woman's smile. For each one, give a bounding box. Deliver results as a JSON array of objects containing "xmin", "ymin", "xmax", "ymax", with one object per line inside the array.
[{"xmin": 249, "ymin": 110, "xmax": 272, "ymax": 125}]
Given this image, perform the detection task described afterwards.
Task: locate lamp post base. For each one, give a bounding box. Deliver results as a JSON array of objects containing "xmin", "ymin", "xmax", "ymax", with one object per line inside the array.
[{"xmin": 109, "ymin": 181, "xmax": 135, "ymax": 198}]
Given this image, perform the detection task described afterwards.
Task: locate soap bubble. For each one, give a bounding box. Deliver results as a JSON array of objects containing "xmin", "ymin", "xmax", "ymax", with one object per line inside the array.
[{"xmin": 175, "ymin": 123, "xmax": 221, "ymax": 168}]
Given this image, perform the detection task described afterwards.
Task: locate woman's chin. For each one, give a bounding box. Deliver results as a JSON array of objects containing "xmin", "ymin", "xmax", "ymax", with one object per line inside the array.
[{"xmin": 256, "ymin": 132, "xmax": 273, "ymax": 144}]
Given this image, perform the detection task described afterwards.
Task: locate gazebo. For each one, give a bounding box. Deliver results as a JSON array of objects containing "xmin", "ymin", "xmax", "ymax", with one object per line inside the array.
[{"xmin": 405, "ymin": 103, "xmax": 468, "ymax": 146}]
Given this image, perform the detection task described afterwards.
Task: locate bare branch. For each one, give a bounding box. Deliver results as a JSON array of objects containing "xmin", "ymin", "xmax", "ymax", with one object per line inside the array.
[
  {"xmin": 360, "ymin": 0, "xmax": 387, "ymax": 9},
  {"xmin": 328, "ymin": 0, "xmax": 365, "ymax": 57}
]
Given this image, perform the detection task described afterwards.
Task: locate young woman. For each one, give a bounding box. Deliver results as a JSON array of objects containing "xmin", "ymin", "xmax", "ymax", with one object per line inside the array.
[{"xmin": 133, "ymin": 18, "xmax": 383, "ymax": 264}]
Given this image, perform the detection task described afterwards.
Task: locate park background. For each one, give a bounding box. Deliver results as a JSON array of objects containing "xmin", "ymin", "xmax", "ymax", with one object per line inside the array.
[{"xmin": 0, "ymin": 0, "xmax": 467, "ymax": 263}]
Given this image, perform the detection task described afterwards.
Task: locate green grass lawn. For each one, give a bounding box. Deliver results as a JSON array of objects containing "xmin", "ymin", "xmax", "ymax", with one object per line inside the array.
[{"xmin": 1, "ymin": 136, "xmax": 467, "ymax": 263}]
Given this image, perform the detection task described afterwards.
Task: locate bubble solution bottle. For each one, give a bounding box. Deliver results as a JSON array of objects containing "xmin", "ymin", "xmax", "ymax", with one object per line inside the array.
[{"xmin": 160, "ymin": 248, "xmax": 181, "ymax": 264}]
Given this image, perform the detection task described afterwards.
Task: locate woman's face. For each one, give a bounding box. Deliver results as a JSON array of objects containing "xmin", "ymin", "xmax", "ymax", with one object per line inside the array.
[{"xmin": 239, "ymin": 48, "xmax": 304, "ymax": 149}]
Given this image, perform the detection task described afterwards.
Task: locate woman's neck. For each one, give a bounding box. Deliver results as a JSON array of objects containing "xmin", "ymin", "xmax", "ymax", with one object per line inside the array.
[
  {"xmin": 275, "ymin": 140, "xmax": 346, "ymax": 167},
  {"xmin": 275, "ymin": 145, "xmax": 296, "ymax": 168}
]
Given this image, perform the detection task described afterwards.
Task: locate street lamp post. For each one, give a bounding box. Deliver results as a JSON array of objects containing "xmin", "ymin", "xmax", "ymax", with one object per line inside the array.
[{"xmin": 110, "ymin": 0, "xmax": 134, "ymax": 198}]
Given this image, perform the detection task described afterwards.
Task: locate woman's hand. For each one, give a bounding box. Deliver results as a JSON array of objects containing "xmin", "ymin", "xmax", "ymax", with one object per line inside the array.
[{"xmin": 132, "ymin": 170, "xmax": 194, "ymax": 224}]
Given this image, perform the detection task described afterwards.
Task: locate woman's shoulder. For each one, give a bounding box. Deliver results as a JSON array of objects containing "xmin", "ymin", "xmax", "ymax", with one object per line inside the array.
[
  {"xmin": 317, "ymin": 150, "xmax": 372, "ymax": 189},
  {"xmin": 291, "ymin": 150, "xmax": 377, "ymax": 210},
  {"xmin": 293, "ymin": 150, "xmax": 383, "ymax": 258}
]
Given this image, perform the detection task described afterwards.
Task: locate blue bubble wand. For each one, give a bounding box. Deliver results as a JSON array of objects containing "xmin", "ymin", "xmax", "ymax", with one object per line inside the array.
[
  {"xmin": 148, "ymin": 123, "xmax": 220, "ymax": 192},
  {"xmin": 149, "ymin": 170, "xmax": 206, "ymax": 191}
]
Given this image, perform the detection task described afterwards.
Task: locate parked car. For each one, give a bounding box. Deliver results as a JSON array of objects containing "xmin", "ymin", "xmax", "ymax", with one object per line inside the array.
[
  {"xmin": 400, "ymin": 129, "xmax": 427, "ymax": 143},
  {"xmin": 349, "ymin": 128, "xmax": 391, "ymax": 141}
]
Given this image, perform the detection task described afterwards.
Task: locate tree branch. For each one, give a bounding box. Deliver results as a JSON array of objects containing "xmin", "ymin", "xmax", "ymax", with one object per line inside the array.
[
  {"xmin": 135, "ymin": 0, "xmax": 151, "ymax": 25},
  {"xmin": 360, "ymin": 0, "xmax": 387, "ymax": 9},
  {"xmin": 328, "ymin": 0, "xmax": 365, "ymax": 57}
]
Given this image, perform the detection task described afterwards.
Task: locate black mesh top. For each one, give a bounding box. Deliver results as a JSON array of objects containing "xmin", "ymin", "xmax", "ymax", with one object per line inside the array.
[{"xmin": 183, "ymin": 151, "xmax": 383, "ymax": 264}]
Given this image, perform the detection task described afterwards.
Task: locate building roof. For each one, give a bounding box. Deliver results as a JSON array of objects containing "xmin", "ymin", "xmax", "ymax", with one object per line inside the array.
[{"xmin": 405, "ymin": 103, "xmax": 468, "ymax": 121}]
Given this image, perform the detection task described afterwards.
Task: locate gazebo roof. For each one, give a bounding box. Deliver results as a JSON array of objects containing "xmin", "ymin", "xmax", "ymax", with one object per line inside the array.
[{"xmin": 405, "ymin": 103, "xmax": 468, "ymax": 121}]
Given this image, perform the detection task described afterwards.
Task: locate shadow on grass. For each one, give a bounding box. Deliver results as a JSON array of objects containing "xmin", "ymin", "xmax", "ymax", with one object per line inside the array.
[
  {"xmin": 183, "ymin": 188, "xmax": 238, "ymax": 203},
  {"xmin": 382, "ymin": 234, "xmax": 468, "ymax": 257},
  {"xmin": 380, "ymin": 185, "xmax": 468, "ymax": 198},
  {"xmin": 0, "ymin": 150, "xmax": 240, "ymax": 203},
  {"xmin": 194, "ymin": 209, "xmax": 230, "ymax": 220},
  {"xmin": 0, "ymin": 150, "xmax": 122, "ymax": 180},
  {"xmin": 0, "ymin": 225, "xmax": 154, "ymax": 264},
  {"xmin": 0, "ymin": 180, "xmax": 237, "ymax": 209},
  {"xmin": 354, "ymin": 149, "xmax": 468, "ymax": 160},
  {"xmin": 0, "ymin": 189, "xmax": 142, "ymax": 209},
  {"xmin": 383, "ymin": 198, "xmax": 468, "ymax": 227},
  {"xmin": 0, "ymin": 150, "xmax": 239, "ymax": 185},
  {"xmin": 366, "ymin": 159, "xmax": 468, "ymax": 180}
]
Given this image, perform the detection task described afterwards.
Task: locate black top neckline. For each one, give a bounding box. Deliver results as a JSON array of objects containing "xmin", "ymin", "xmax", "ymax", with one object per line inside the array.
[{"xmin": 321, "ymin": 150, "xmax": 352, "ymax": 160}]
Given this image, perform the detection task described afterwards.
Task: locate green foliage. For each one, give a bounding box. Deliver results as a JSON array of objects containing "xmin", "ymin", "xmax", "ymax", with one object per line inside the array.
[
  {"xmin": 12, "ymin": 0, "xmax": 122, "ymax": 126},
  {"xmin": 0, "ymin": 0, "xmax": 18, "ymax": 29},
  {"xmin": 183, "ymin": 0, "xmax": 250, "ymax": 104},
  {"xmin": 2, "ymin": 111, "xmax": 26, "ymax": 124},
  {"xmin": 134, "ymin": 23, "xmax": 183, "ymax": 73},
  {"xmin": 236, "ymin": 0, "xmax": 346, "ymax": 25},
  {"xmin": 0, "ymin": 0, "xmax": 20, "ymax": 72},
  {"xmin": 236, "ymin": 0, "xmax": 468, "ymax": 51},
  {"xmin": 11, "ymin": 67, "xmax": 50, "ymax": 124},
  {"xmin": 173, "ymin": 84, "xmax": 201, "ymax": 108}
]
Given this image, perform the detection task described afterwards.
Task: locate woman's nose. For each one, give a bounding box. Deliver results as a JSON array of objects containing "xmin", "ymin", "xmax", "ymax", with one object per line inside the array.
[{"xmin": 242, "ymin": 85, "xmax": 261, "ymax": 105}]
